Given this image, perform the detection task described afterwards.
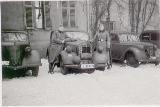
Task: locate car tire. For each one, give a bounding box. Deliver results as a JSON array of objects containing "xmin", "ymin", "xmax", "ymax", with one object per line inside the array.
[
  {"xmin": 87, "ymin": 69, "xmax": 95, "ymax": 74},
  {"xmin": 97, "ymin": 67, "xmax": 105, "ymax": 71},
  {"xmin": 32, "ymin": 66, "xmax": 39, "ymax": 77},
  {"xmin": 155, "ymin": 61, "xmax": 159, "ymax": 66},
  {"xmin": 126, "ymin": 53, "xmax": 139, "ymax": 68}
]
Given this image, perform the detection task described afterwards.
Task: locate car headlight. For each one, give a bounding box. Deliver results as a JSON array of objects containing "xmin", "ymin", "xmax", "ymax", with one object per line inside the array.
[
  {"xmin": 66, "ymin": 46, "xmax": 72, "ymax": 53},
  {"xmin": 154, "ymin": 45, "xmax": 158, "ymax": 49},
  {"xmin": 72, "ymin": 56, "xmax": 80, "ymax": 64},
  {"xmin": 155, "ymin": 49, "xmax": 160, "ymax": 57},
  {"xmin": 97, "ymin": 46, "xmax": 103, "ymax": 53},
  {"xmin": 25, "ymin": 46, "xmax": 31, "ymax": 53}
]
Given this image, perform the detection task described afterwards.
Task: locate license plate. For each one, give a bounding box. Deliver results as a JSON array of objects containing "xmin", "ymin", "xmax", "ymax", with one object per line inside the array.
[
  {"xmin": 81, "ymin": 64, "xmax": 95, "ymax": 69},
  {"xmin": 2, "ymin": 61, "xmax": 9, "ymax": 65}
]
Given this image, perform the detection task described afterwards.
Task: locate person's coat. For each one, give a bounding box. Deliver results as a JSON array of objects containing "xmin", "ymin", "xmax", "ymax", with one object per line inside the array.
[
  {"xmin": 94, "ymin": 31, "xmax": 111, "ymax": 51},
  {"xmin": 48, "ymin": 31, "xmax": 67, "ymax": 63},
  {"xmin": 93, "ymin": 30, "xmax": 111, "ymax": 64}
]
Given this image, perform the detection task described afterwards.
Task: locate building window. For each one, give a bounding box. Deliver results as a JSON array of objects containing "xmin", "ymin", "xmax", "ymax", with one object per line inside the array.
[
  {"xmin": 61, "ymin": 1, "xmax": 76, "ymax": 28},
  {"xmin": 44, "ymin": 1, "xmax": 51, "ymax": 28},
  {"xmin": 35, "ymin": 1, "xmax": 43, "ymax": 28},
  {"xmin": 25, "ymin": 1, "xmax": 33, "ymax": 28},
  {"xmin": 24, "ymin": 1, "xmax": 51, "ymax": 29}
]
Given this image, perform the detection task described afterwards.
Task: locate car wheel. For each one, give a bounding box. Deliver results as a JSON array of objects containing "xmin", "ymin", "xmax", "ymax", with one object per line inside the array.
[
  {"xmin": 97, "ymin": 67, "xmax": 105, "ymax": 71},
  {"xmin": 126, "ymin": 53, "xmax": 139, "ymax": 68},
  {"xmin": 155, "ymin": 61, "xmax": 159, "ymax": 66},
  {"xmin": 32, "ymin": 66, "xmax": 39, "ymax": 77},
  {"xmin": 60, "ymin": 59, "xmax": 68, "ymax": 75},
  {"xmin": 87, "ymin": 69, "xmax": 95, "ymax": 74}
]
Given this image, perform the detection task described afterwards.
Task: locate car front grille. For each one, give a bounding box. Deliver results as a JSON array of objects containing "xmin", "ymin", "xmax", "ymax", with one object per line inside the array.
[
  {"xmin": 81, "ymin": 60, "xmax": 92, "ymax": 64},
  {"xmin": 8, "ymin": 46, "xmax": 22, "ymax": 66},
  {"xmin": 79, "ymin": 44, "xmax": 92, "ymax": 60},
  {"xmin": 82, "ymin": 46, "xmax": 91, "ymax": 53},
  {"xmin": 80, "ymin": 43, "xmax": 91, "ymax": 53}
]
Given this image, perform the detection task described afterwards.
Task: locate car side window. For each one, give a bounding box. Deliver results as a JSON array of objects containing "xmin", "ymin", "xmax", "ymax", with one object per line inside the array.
[
  {"xmin": 141, "ymin": 33, "xmax": 150, "ymax": 41},
  {"xmin": 151, "ymin": 32, "xmax": 158, "ymax": 41},
  {"xmin": 111, "ymin": 33, "xmax": 119, "ymax": 42}
]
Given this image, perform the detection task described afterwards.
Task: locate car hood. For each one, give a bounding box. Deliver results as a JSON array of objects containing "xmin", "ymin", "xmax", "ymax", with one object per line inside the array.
[
  {"xmin": 122, "ymin": 41, "xmax": 155, "ymax": 47},
  {"xmin": 66, "ymin": 40, "xmax": 90, "ymax": 46}
]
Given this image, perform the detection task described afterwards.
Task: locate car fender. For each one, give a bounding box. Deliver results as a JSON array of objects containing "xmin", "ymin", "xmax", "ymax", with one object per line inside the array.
[
  {"xmin": 22, "ymin": 50, "xmax": 41, "ymax": 66},
  {"xmin": 93, "ymin": 51, "xmax": 108, "ymax": 64},
  {"xmin": 60, "ymin": 51, "xmax": 74, "ymax": 65},
  {"xmin": 122, "ymin": 47, "xmax": 147, "ymax": 61}
]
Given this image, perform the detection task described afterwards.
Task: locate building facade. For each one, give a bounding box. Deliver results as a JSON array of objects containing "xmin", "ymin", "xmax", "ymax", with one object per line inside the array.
[{"xmin": 1, "ymin": 0, "xmax": 159, "ymax": 57}]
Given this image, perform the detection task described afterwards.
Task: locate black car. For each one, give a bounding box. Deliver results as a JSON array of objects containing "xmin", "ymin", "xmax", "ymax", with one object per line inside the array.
[
  {"xmin": 2, "ymin": 31, "xmax": 41, "ymax": 77},
  {"xmin": 111, "ymin": 33, "xmax": 160, "ymax": 67},
  {"xmin": 47, "ymin": 30, "xmax": 109, "ymax": 74},
  {"xmin": 139, "ymin": 30, "xmax": 160, "ymax": 48}
]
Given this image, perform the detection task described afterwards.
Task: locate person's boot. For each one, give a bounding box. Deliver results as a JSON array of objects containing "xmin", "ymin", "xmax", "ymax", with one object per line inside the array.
[
  {"xmin": 107, "ymin": 63, "xmax": 111, "ymax": 69},
  {"xmin": 48, "ymin": 63, "xmax": 55, "ymax": 74}
]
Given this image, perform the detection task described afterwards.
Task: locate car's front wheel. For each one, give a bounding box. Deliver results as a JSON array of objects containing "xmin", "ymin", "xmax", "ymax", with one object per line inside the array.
[
  {"xmin": 32, "ymin": 66, "xmax": 39, "ymax": 76},
  {"xmin": 96, "ymin": 67, "xmax": 105, "ymax": 71},
  {"xmin": 126, "ymin": 53, "xmax": 139, "ymax": 68},
  {"xmin": 86, "ymin": 69, "xmax": 95, "ymax": 74},
  {"xmin": 155, "ymin": 61, "xmax": 159, "ymax": 66}
]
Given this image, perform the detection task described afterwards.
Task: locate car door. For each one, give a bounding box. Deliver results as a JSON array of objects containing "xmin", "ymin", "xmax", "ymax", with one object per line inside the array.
[{"xmin": 111, "ymin": 33, "xmax": 121, "ymax": 60}]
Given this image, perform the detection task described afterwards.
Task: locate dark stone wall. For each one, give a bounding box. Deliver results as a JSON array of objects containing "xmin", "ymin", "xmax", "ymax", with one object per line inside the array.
[{"xmin": 1, "ymin": 2, "xmax": 25, "ymax": 30}]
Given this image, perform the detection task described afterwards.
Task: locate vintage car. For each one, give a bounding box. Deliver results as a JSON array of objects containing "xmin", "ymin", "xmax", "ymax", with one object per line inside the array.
[
  {"xmin": 139, "ymin": 30, "xmax": 160, "ymax": 48},
  {"xmin": 47, "ymin": 30, "xmax": 109, "ymax": 74},
  {"xmin": 111, "ymin": 33, "xmax": 160, "ymax": 67},
  {"xmin": 2, "ymin": 31, "xmax": 41, "ymax": 76}
]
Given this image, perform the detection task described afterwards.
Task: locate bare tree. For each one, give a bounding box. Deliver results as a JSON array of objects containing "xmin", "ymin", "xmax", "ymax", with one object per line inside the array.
[
  {"xmin": 90, "ymin": 0, "xmax": 113, "ymax": 35},
  {"xmin": 129, "ymin": 0, "xmax": 157, "ymax": 34},
  {"xmin": 129, "ymin": 0, "xmax": 136, "ymax": 33},
  {"xmin": 141, "ymin": 0, "xmax": 157, "ymax": 32}
]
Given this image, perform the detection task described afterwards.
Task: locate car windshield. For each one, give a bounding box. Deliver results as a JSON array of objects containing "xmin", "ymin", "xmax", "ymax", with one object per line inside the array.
[
  {"xmin": 141, "ymin": 32, "xmax": 159, "ymax": 41},
  {"xmin": 119, "ymin": 34, "xmax": 140, "ymax": 42},
  {"xmin": 2, "ymin": 33, "xmax": 28, "ymax": 42},
  {"xmin": 65, "ymin": 32, "xmax": 89, "ymax": 41}
]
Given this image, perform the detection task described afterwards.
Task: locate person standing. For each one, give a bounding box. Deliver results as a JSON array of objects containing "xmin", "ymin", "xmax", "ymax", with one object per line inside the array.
[
  {"xmin": 94, "ymin": 24, "xmax": 111, "ymax": 69},
  {"xmin": 48, "ymin": 26, "xmax": 76, "ymax": 73}
]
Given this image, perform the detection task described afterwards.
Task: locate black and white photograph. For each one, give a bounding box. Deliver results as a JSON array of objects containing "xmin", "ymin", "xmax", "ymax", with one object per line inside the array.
[{"xmin": 1, "ymin": 0, "xmax": 160, "ymax": 106}]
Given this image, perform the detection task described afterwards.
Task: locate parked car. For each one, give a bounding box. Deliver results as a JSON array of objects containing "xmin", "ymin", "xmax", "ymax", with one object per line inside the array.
[
  {"xmin": 47, "ymin": 30, "xmax": 109, "ymax": 74},
  {"xmin": 2, "ymin": 31, "xmax": 41, "ymax": 76},
  {"xmin": 111, "ymin": 33, "xmax": 160, "ymax": 67},
  {"xmin": 139, "ymin": 30, "xmax": 160, "ymax": 48}
]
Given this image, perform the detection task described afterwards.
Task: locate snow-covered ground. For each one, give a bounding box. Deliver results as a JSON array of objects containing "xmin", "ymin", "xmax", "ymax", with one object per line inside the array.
[{"xmin": 2, "ymin": 59, "xmax": 160, "ymax": 105}]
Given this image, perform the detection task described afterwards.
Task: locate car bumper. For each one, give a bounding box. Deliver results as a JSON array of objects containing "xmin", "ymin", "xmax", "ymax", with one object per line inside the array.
[
  {"xmin": 95, "ymin": 63, "xmax": 106, "ymax": 68},
  {"xmin": 139, "ymin": 57, "xmax": 160, "ymax": 63},
  {"xmin": 2, "ymin": 63, "xmax": 42, "ymax": 70},
  {"xmin": 64, "ymin": 64, "xmax": 95, "ymax": 70},
  {"xmin": 64, "ymin": 63, "xmax": 106, "ymax": 69}
]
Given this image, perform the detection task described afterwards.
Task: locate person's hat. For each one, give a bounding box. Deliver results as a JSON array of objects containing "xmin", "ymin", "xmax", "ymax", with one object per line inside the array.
[
  {"xmin": 99, "ymin": 24, "xmax": 104, "ymax": 31},
  {"xmin": 58, "ymin": 26, "xmax": 64, "ymax": 32}
]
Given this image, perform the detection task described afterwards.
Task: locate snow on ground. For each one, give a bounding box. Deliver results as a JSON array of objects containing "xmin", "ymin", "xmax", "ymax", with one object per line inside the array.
[{"xmin": 2, "ymin": 59, "xmax": 160, "ymax": 105}]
